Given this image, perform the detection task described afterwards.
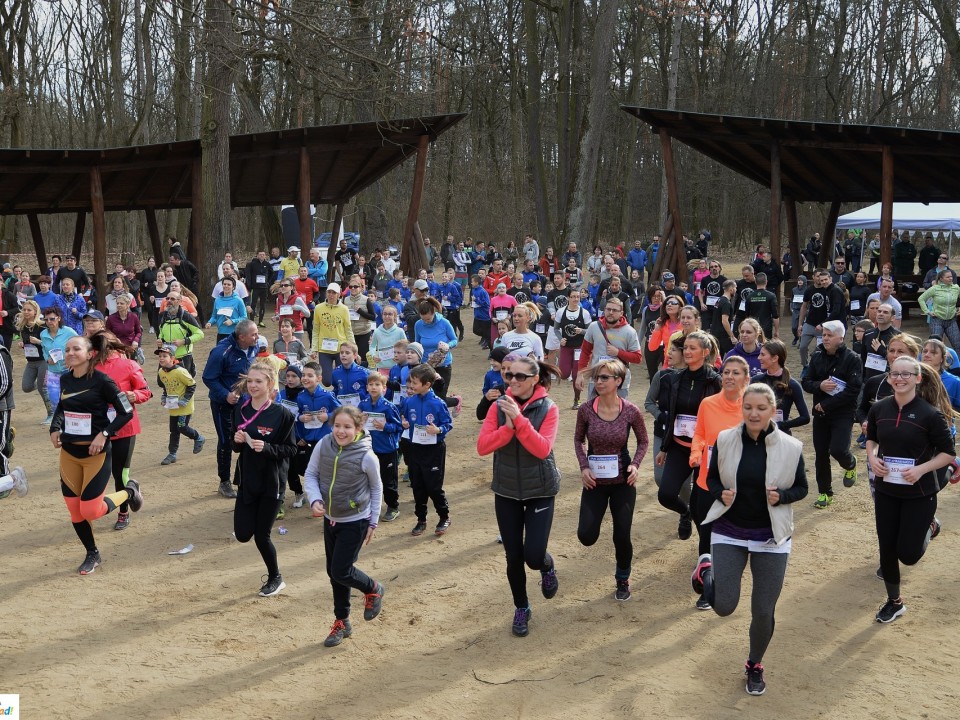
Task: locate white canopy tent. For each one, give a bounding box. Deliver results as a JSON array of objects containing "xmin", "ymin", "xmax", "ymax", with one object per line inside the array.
[{"xmin": 836, "ymin": 202, "xmax": 960, "ymax": 231}]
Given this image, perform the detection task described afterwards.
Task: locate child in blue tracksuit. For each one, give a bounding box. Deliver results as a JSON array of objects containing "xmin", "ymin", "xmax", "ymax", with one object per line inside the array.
[
  {"xmin": 359, "ymin": 373, "xmax": 403, "ymax": 522},
  {"xmin": 296, "ymin": 362, "xmax": 341, "ymax": 482},
  {"xmin": 439, "ymin": 271, "xmax": 465, "ymax": 342},
  {"xmin": 386, "ymin": 339, "xmax": 411, "ymax": 405},
  {"xmin": 470, "ymin": 274, "xmax": 491, "ymax": 350},
  {"xmin": 399, "ymin": 363, "xmax": 453, "ymax": 537},
  {"xmin": 331, "ymin": 342, "xmax": 371, "ymax": 407}
]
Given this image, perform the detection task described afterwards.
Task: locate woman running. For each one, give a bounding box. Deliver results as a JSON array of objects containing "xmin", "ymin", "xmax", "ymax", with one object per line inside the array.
[
  {"xmin": 49, "ymin": 334, "xmax": 142, "ymax": 574},
  {"xmin": 656, "ymin": 331, "xmax": 721, "ymax": 541},
  {"xmin": 477, "ymin": 355, "xmax": 562, "ymax": 637},
  {"xmin": 723, "ymin": 318, "xmax": 765, "ymax": 377},
  {"xmin": 16, "ymin": 300, "xmax": 53, "ymax": 423},
  {"xmin": 555, "ymin": 289, "xmax": 592, "ymax": 408},
  {"xmin": 304, "ymin": 405, "xmax": 386, "ymax": 647},
  {"xmin": 94, "ymin": 331, "xmax": 152, "ymax": 531},
  {"xmin": 866, "ymin": 355, "xmax": 955, "ymax": 624},
  {"xmin": 231, "ymin": 359, "xmax": 297, "ymax": 597},
  {"xmin": 500, "ymin": 302, "xmax": 545, "ymax": 360},
  {"xmin": 40, "ymin": 305, "xmax": 78, "ymax": 421},
  {"xmin": 574, "ymin": 358, "xmax": 648, "ymax": 600},
  {"xmin": 647, "ymin": 296, "xmax": 683, "ymax": 369},
  {"xmin": 640, "ymin": 286, "xmax": 665, "ymax": 379},
  {"xmin": 751, "ymin": 339, "xmax": 809, "ymax": 435},
  {"xmin": 921, "ymin": 338, "xmax": 960, "ymax": 411},
  {"xmin": 688, "ymin": 355, "xmax": 751, "ymax": 609},
  {"xmin": 697, "ymin": 382, "xmax": 808, "ymax": 696},
  {"xmin": 646, "ymin": 336, "xmax": 686, "ymax": 489}
]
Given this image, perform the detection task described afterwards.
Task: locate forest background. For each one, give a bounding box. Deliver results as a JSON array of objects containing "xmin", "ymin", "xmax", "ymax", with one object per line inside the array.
[{"xmin": 1, "ymin": 0, "xmax": 959, "ymax": 279}]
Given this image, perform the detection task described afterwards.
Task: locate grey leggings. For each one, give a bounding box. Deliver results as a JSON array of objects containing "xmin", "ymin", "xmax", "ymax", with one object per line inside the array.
[
  {"xmin": 22, "ymin": 360, "xmax": 51, "ymax": 410},
  {"xmin": 711, "ymin": 542, "xmax": 789, "ymax": 664}
]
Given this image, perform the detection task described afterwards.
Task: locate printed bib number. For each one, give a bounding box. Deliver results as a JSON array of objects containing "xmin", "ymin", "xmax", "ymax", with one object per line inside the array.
[
  {"xmin": 279, "ymin": 399, "xmax": 299, "ymax": 414},
  {"xmin": 279, "ymin": 305, "xmax": 294, "ymax": 316},
  {"xmin": 107, "ymin": 407, "xmax": 117, "ymax": 422},
  {"xmin": 49, "ymin": 349, "xmax": 64, "ymax": 363},
  {"xmin": 673, "ymin": 414, "xmax": 697, "ymax": 437},
  {"xmin": 217, "ymin": 307, "xmax": 233, "ymax": 317},
  {"xmin": 775, "ymin": 409, "xmax": 784, "ymax": 423},
  {"xmin": 364, "ymin": 412, "xmax": 385, "ymax": 432},
  {"xmin": 64, "ymin": 411, "xmax": 92, "ymax": 435},
  {"xmin": 441, "ymin": 299, "xmax": 451, "ymax": 307},
  {"xmin": 706, "ymin": 296, "xmax": 719, "ymax": 306},
  {"xmin": 155, "ymin": 298, "xmax": 163, "ymax": 307},
  {"xmin": 412, "ymin": 424, "xmax": 438, "ymax": 444},
  {"xmin": 349, "ymin": 310, "xmax": 360, "ymax": 321},
  {"xmin": 285, "ymin": 352, "xmax": 300, "ymax": 365},
  {"xmin": 164, "ymin": 395, "xmax": 180, "ymax": 410},
  {"xmin": 495, "ymin": 310, "xmax": 508, "ymax": 321},
  {"xmin": 303, "ymin": 413, "xmax": 326, "ymax": 429},
  {"xmin": 588, "ymin": 454, "xmax": 618, "ymax": 479},
  {"xmin": 827, "ymin": 375, "xmax": 847, "ymax": 396},
  {"xmin": 535, "ymin": 323, "xmax": 546, "ymax": 334},
  {"xmin": 865, "ymin": 353, "xmax": 887, "ymax": 371},
  {"xmin": 321, "ymin": 338, "xmax": 339, "ymax": 352},
  {"xmin": 338, "ymin": 393, "xmax": 361, "ymax": 407},
  {"xmin": 23, "ymin": 344, "xmax": 39, "ymax": 358},
  {"xmin": 793, "ymin": 293, "xmax": 804, "ymax": 304},
  {"xmin": 850, "ymin": 299, "xmax": 861, "ymax": 311},
  {"xmin": 574, "ymin": 349, "xmax": 582, "ymax": 361},
  {"xmin": 379, "ymin": 349, "xmax": 394, "ymax": 362},
  {"xmin": 256, "ymin": 274, "xmax": 267, "ymax": 284},
  {"xmin": 738, "ymin": 300, "xmax": 746, "ymax": 312},
  {"xmin": 883, "ymin": 456, "xmax": 915, "ymax": 485}
]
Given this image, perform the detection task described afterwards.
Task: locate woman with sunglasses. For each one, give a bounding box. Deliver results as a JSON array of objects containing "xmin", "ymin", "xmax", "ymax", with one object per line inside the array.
[
  {"xmin": 478, "ymin": 355, "xmax": 562, "ymax": 638},
  {"xmin": 343, "ymin": 275, "xmax": 377, "ymax": 366},
  {"xmin": 40, "ymin": 305, "xmax": 78, "ymax": 415},
  {"xmin": 640, "ymin": 286, "xmax": 665, "ymax": 380},
  {"xmin": 574, "ymin": 358, "xmax": 648, "ymax": 601},
  {"xmin": 866, "ymin": 355, "xmax": 955, "ymax": 624},
  {"xmin": 275, "ymin": 278, "xmax": 311, "ymax": 343},
  {"xmin": 647, "ymin": 296, "xmax": 683, "ymax": 369}
]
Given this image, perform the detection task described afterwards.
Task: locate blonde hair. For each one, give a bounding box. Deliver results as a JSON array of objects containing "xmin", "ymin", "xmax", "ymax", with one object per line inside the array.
[
  {"xmin": 514, "ymin": 301, "xmax": 542, "ymax": 321},
  {"xmin": 738, "ymin": 317, "xmax": 766, "ymax": 345},
  {"xmin": 15, "ymin": 300, "xmax": 43, "ymax": 332},
  {"xmin": 233, "ymin": 359, "xmax": 279, "ymax": 396}
]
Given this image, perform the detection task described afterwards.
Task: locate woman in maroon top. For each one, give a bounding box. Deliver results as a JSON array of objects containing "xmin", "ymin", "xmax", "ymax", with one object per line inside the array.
[
  {"xmin": 574, "ymin": 358, "xmax": 649, "ymax": 601},
  {"xmin": 105, "ymin": 293, "xmax": 144, "ymax": 363}
]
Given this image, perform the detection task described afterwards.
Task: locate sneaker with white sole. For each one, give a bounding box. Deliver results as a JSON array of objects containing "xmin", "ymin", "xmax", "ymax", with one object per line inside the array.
[
  {"xmin": 10, "ymin": 467, "xmax": 27, "ymax": 498},
  {"xmin": 258, "ymin": 575, "xmax": 286, "ymax": 597},
  {"xmin": 615, "ymin": 578, "xmax": 631, "ymax": 601},
  {"xmin": 382, "ymin": 507, "xmax": 400, "ymax": 522},
  {"xmin": 745, "ymin": 661, "xmax": 766, "ymax": 695},
  {"xmin": 292, "ymin": 493, "xmax": 306, "ymax": 509},
  {"xmin": 876, "ymin": 598, "xmax": 906, "ymax": 623},
  {"xmin": 78, "ymin": 550, "xmax": 102, "ymax": 575}
]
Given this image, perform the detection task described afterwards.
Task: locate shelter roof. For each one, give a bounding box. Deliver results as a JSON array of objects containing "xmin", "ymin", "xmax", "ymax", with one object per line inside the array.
[
  {"xmin": 0, "ymin": 113, "xmax": 466, "ymax": 216},
  {"xmin": 622, "ymin": 107, "xmax": 960, "ymax": 204}
]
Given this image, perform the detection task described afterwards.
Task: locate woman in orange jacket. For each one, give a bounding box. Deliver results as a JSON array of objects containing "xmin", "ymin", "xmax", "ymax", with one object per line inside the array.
[{"xmin": 646, "ymin": 296, "xmax": 683, "ymax": 368}]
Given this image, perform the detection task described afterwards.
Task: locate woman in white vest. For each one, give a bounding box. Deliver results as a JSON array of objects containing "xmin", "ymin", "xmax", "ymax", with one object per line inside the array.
[{"xmin": 691, "ymin": 382, "xmax": 808, "ymax": 697}]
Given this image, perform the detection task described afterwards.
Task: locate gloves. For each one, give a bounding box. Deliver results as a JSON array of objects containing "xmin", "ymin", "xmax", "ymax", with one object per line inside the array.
[{"xmin": 178, "ymin": 399, "xmax": 189, "ymax": 408}]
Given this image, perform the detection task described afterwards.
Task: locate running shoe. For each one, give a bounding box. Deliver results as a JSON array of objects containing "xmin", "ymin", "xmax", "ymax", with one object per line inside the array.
[
  {"xmin": 10, "ymin": 467, "xmax": 27, "ymax": 498},
  {"xmin": 363, "ymin": 582, "xmax": 385, "ymax": 621},
  {"xmin": 696, "ymin": 595, "xmax": 712, "ymax": 611},
  {"xmin": 876, "ymin": 598, "xmax": 906, "ymax": 624},
  {"xmin": 324, "ymin": 618, "xmax": 352, "ymax": 647},
  {"xmin": 401, "ymin": 470, "xmax": 410, "ymax": 483},
  {"xmin": 78, "ymin": 550, "xmax": 102, "ymax": 575},
  {"xmin": 540, "ymin": 563, "xmax": 559, "ymax": 599},
  {"xmin": 615, "ymin": 578, "xmax": 631, "ymax": 601},
  {"xmin": 496, "ymin": 534, "xmax": 503, "ymax": 544},
  {"xmin": 876, "ymin": 566, "xmax": 884, "ymax": 580},
  {"xmin": 691, "ymin": 553, "xmax": 712, "ymax": 594},
  {"xmin": 382, "ymin": 507, "xmax": 400, "ymax": 522},
  {"xmin": 114, "ymin": 511, "xmax": 130, "ymax": 531},
  {"xmin": 148, "ymin": 326, "xmax": 155, "ymax": 334},
  {"xmin": 512, "ymin": 606, "xmax": 531, "ymax": 637},
  {"xmin": 435, "ymin": 517, "xmax": 451, "ymax": 536},
  {"xmin": 258, "ymin": 575, "xmax": 286, "ymax": 597},
  {"xmin": 411, "ymin": 520, "xmax": 427, "ymax": 537},
  {"xmin": 257, "ymin": 322, "xmax": 266, "ymax": 328},
  {"xmin": 193, "ymin": 435, "xmax": 205, "ymax": 454},
  {"xmin": 678, "ymin": 513, "xmax": 693, "ymax": 540},
  {"xmin": 219, "ymin": 480, "xmax": 237, "ymax": 499},
  {"xmin": 791, "ymin": 337, "xmax": 799, "ymax": 346},
  {"xmin": 930, "ymin": 517, "xmax": 942, "ymax": 540},
  {"xmin": 292, "ymin": 493, "xmax": 306, "ymax": 509},
  {"xmin": 161, "ymin": 453, "xmax": 177, "ymax": 466},
  {"xmin": 41, "ymin": 414, "xmax": 53, "ymax": 426},
  {"xmin": 276, "ymin": 504, "xmax": 285, "ymax": 521},
  {"xmin": 745, "ymin": 661, "xmax": 766, "ymax": 696},
  {"xmin": 843, "ymin": 458, "xmax": 857, "ymax": 487},
  {"xmin": 451, "ymin": 395, "xmax": 462, "ymax": 418},
  {"xmin": 125, "ymin": 479, "xmax": 143, "ymax": 512},
  {"xmin": 813, "ymin": 493, "xmax": 833, "ymax": 509},
  {"xmin": 572, "ymin": 401, "xmax": 581, "ymax": 410}
]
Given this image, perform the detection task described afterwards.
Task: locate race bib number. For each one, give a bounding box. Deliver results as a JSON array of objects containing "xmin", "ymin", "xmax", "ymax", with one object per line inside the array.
[
  {"xmin": 412, "ymin": 424, "xmax": 438, "ymax": 444},
  {"xmin": 673, "ymin": 413, "xmax": 697, "ymax": 437},
  {"xmin": 865, "ymin": 353, "xmax": 887, "ymax": 372},
  {"xmin": 850, "ymin": 299, "xmax": 861, "ymax": 311},
  {"xmin": 574, "ymin": 349, "xmax": 582, "ymax": 361},
  {"xmin": 23, "ymin": 343, "xmax": 39, "ymax": 358},
  {"xmin": 705, "ymin": 296, "xmax": 719, "ymax": 306},
  {"xmin": 50, "ymin": 348, "xmax": 64, "ymax": 363},
  {"xmin": 338, "ymin": 393, "xmax": 361, "ymax": 407},
  {"xmin": 256, "ymin": 274, "xmax": 267, "ymax": 284},
  {"xmin": 349, "ymin": 310, "xmax": 360, "ymax": 321},
  {"xmin": 588, "ymin": 454, "xmax": 618, "ymax": 479},
  {"xmin": 285, "ymin": 352, "xmax": 300, "ymax": 365},
  {"xmin": 441, "ymin": 298, "xmax": 451, "ymax": 307},
  {"xmin": 217, "ymin": 307, "xmax": 233, "ymax": 317},
  {"xmin": 279, "ymin": 305, "xmax": 294, "ymax": 316},
  {"xmin": 321, "ymin": 338, "xmax": 339, "ymax": 352},
  {"xmin": 107, "ymin": 407, "xmax": 117, "ymax": 422},
  {"xmin": 155, "ymin": 298, "xmax": 163, "ymax": 307},
  {"xmin": 379, "ymin": 349, "xmax": 394, "ymax": 362},
  {"xmin": 738, "ymin": 301, "xmax": 746, "ymax": 312},
  {"xmin": 793, "ymin": 293, "xmax": 804, "ymax": 304},
  {"xmin": 535, "ymin": 324, "xmax": 546, "ymax": 334},
  {"xmin": 280, "ymin": 399, "xmax": 299, "ymax": 414},
  {"xmin": 364, "ymin": 412, "xmax": 385, "ymax": 432},
  {"xmin": 883, "ymin": 456, "xmax": 914, "ymax": 485},
  {"xmin": 164, "ymin": 395, "xmax": 180, "ymax": 410},
  {"xmin": 827, "ymin": 375, "xmax": 847, "ymax": 396},
  {"xmin": 495, "ymin": 310, "xmax": 508, "ymax": 321},
  {"xmin": 65, "ymin": 411, "xmax": 92, "ymax": 435},
  {"xmin": 303, "ymin": 413, "xmax": 326, "ymax": 429},
  {"xmin": 775, "ymin": 409, "xmax": 784, "ymax": 423}
]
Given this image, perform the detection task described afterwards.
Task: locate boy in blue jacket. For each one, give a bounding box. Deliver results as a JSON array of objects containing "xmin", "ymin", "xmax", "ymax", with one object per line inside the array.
[
  {"xmin": 359, "ymin": 372, "xmax": 403, "ymax": 522},
  {"xmin": 470, "ymin": 274, "xmax": 491, "ymax": 350},
  {"xmin": 399, "ymin": 363, "xmax": 453, "ymax": 537},
  {"xmin": 296, "ymin": 361, "xmax": 340, "ymax": 448},
  {"xmin": 331, "ymin": 342, "xmax": 370, "ymax": 407}
]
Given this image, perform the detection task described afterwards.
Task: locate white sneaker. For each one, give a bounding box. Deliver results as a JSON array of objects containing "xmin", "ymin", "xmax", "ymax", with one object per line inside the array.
[
  {"xmin": 292, "ymin": 493, "xmax": 305, "ymax": 508},
  {"xmin": 148, "ymin": 327, "xmax": 156, "ymax": 334},
  {"xmin": 11, "ymin": 467, "xmax": 27, "ymax": 497}
]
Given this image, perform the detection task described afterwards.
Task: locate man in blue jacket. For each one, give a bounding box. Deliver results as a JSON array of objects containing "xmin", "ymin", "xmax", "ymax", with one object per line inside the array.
[
  {"xmin": 627, "ymin": 240, "xmax": 648, "ymax": 285},
  {"xmin": 202, "ymin": 320, "xmax": 259, "ymax": 498}
]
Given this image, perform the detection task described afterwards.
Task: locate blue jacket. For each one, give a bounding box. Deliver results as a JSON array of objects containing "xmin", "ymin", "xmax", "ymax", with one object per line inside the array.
[
  {"xmin": 942, "ymin": 370, "xmax": 960, "ymax": 412},
  {"xmin": 207, "ymin": 294, "xmax": 248, "ymax": 333},
  {"xmin": 295, "ymin": 386, "xmax": 340, "ymax": 442},
  {"xmin": 55, "ymin": 293, "xmax": 87, "ymax": 334},
  {"xmin": 414, "ymin": 316, "xmax": 458, "ymax": 366},
  {"xmin": 358, "ymin": 395, "xmax": 402, "ymax": 453},
  {"xmin": 306, "ymin": 259, "xmax": 328, "ymax": 285},
  {"xmin": 387, "ymin": 363, "xmax": 411, "ymax": 405},
  {"xmin": 427, "ymin": 280, "xmax": 442, "ymax": 297},
  {"xmin": 35, "ymin": 290, "xmax": 58, "ymax": 312},
  {"xmin": 471, "ymin": 286, "xmax": 490, "ymax": 320},
  {"xmin": 627, "ymin": 248, "xmax": 647, "ymax": 272},
  {"xmin": 439, "ymin": 281, "xmax": 462, "ymax": 309},
  {"xmin": 202, "ymin": 335, "xmax": 257, "ymax": 404},
  {"xmin": 482, "ymin": 368, "xmax": 503, "ymax": 394},
  {"xmin": 400, "ymin": 389, "xmax": 452, "ymax": 442},
  {"xmin": 332, "ymin": 362, "xmax": 371, "ymax": 403}
]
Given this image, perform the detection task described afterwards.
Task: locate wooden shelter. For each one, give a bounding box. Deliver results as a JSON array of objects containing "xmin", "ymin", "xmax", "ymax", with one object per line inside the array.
[
  {"xmin": 622, "ymin": 106, "xmax": 960, "ymax": 281},
  {"xmin": 0, "ymin": 113, "xmax": 465, "ymax": 307}
]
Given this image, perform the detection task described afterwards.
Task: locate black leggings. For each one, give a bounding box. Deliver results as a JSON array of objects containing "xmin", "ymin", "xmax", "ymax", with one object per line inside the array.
[
  {"xmin": 356, "ymin": 332, "xmax": 372, "ymax": 368},
  {"xmin": 234, "ymin": 485, "xmax": 282, "ymax": 578},
  {"xmin": 658, "ymin": 443, "xmax": 693, "ymax": 518},
  {"xmin": 690, "ymin": 483, "xmax": 715, "ymax": 555},
  {"xmin": 324, "ymin": 516, "xmax": 376, "ymax": 620},
  {"xmin": 874, "ymin": 490, "xmax": 937, "ymax": 597},
  {"xmin": 577, "ymin": 483, "xmax": 636, "ymax": 575},
  {"xmin": 168, "ymin": 414, "xmax": 199, "ymax": 454},
  {"xmin": 250, "ymin": 287, "xmax": 268, "ymax": 322},
  {"xmin": 111, "ymin": 436, "xmax": 136, "ymax": 513},
  {"xmin": 435, "ymin": 365, "xmax": 452, "ymax": 399},
  {"xmin": 444, "ymin": 309, "xmax": 464, "ymax": 339},
  {"xmin": 812, "ymin": 414, "xmax": 855, "ymax": 496},
  {"xmin": 494, "ymin": 494, "xmax": 555, "ymax": 609}
]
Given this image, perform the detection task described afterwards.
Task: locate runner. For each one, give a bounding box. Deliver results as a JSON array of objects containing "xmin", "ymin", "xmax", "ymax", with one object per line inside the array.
[
  {"xmin": 723, "ymin": 318, "xmax": 765, "ymax": 377},
  {"xmin": 554, "ymin": 289, "xmax": 592, "ymax": 408},
  {"xmin": 573, "ymin": 358, "xmax": 648, "ymax": 601},
  {"xmin": 751, "ymin": 339, "xmax": 809, "ymax": 435},
  {"xmin": 500, "ymin": 302, "xmax": 545, "ymax": 360},
  {"xmin": 16, "ymin": 300, "xmax": 53, "ymax": 423},
  {"xmin": 576, "ymin": 297, "xmax": 642, "ymax": 400}
]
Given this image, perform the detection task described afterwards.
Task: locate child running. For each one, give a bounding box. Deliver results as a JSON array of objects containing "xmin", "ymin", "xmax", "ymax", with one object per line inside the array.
[
  {"xmin": 304, "ymin": 405, "xmax": 386, "ymax": 647},
  {"xmin": 358, "ymin": 373, "xmax": 403, "ymax": 522}
]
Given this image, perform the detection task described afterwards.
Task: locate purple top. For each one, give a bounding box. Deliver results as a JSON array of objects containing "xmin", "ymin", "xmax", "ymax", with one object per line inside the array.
[
  {"xmin": 574, "ymin": 398, "xmax": 649, "ymax": 485},
  {"xmin": 106, "ymin": 311, "xmax": 143, "ymax": 347}
]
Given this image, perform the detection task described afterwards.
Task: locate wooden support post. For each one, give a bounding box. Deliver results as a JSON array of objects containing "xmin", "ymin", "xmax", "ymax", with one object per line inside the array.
[
  {"xmin": 326, "ymin": 203, "xmax": 344, "ymax": 285},
  {"xmin": 659, "ymin": 130, "xmax": 687, "ymax": 282},
  {"xmin": 819, "ymin": 201, "xmax": 841, "ymax": 268},
  {"xmin": 880, "ymin": 145, "xmax": 894, "ymax": 271},
  {"xmin": 90, "ymin": 167, "xmax": 107, "ymax": 310},
  {"xmin": 71, "ymin": 212, "xmax": 86, "ymax": 260},
  {"xmin": 298, "ymin": 147, "xmax": 313, "ymax": 258},
  {"xmin": 400, "ymin": 135, "xmax": 430, "ymax": 278},
  {"xmin": 769, "ymin": 142, "xmax": 782, "ymax": 260},
  {"xmin": 145, "ymin": 208, "xmax": 163, "ymax": 263},
  {"xmin": 650, "ymin": 215, "xmax": 674, "ymax": 281},
  {"xmin": 785, "ymin": 198, "xmax": 800, "ymax": 281},
  {"xmin": 189, "ymin": 157, "xmax": 203, "ymax": 269},
  {"xmin": 27, "ymin": 213, "xmax": 47, "ymax": 278}
]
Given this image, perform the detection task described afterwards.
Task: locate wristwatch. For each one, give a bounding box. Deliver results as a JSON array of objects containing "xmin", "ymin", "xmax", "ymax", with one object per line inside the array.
[{"xmin": 101, "ymin": 430, "xmax": 110, "ymax": 438}]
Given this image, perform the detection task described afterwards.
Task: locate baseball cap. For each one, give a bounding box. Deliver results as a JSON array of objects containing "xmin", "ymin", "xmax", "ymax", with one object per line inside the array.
[
  {"xmin": 83, "ymin": 309, "xmax": 105, "ymax": 321},
  {"xmin": 287, "ymin": 245, "xmax": 299, "ymax": 252},
  {"xmin": 662, "ymin": 272, "xmax": 675, "ymax": 281},
  {"xmin": 155, "ymin": 343, "xmax": 178, "ymax": 356},
  {"xmin": 413, "ymin": 279, "xmax": 429, "ymax": 291},
  {"xmin": 326, "ymin": 282, "xmax": 341, "ymax": 294}
]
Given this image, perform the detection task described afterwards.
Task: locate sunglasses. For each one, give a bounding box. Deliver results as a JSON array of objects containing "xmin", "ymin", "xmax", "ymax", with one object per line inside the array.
[
  {"xmin": 594, "ymin": 374, "xmax": 619, "ymax": 382},
  {"xmin": 281, "ymin": 284, "xmax": 292, "ymax": 288},
  {"xmin": 503, "ymin": 371, "xmax": 535, "ymax": 381},
  {"xmin": 350, "ymin": 285, "xmax": 360, "ymax": 289}
]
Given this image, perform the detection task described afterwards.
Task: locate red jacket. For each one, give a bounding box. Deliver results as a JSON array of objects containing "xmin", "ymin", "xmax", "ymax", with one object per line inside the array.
[
  {"xmin": 99, "ymin": 352, "xmax": 152, "ymax": 438},
  {"xmin": 483, "ymin": 271, "xmax": 510, "ymax": 297},
  {"xmin": 476, "ymin": 385, "xmax": 559, "ymax": 459}
]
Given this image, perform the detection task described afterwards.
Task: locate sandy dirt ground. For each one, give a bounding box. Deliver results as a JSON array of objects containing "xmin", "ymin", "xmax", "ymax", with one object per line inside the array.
[{"xmin": 4, "ymin": 313, "xmax": 960, "ymax": 720}]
